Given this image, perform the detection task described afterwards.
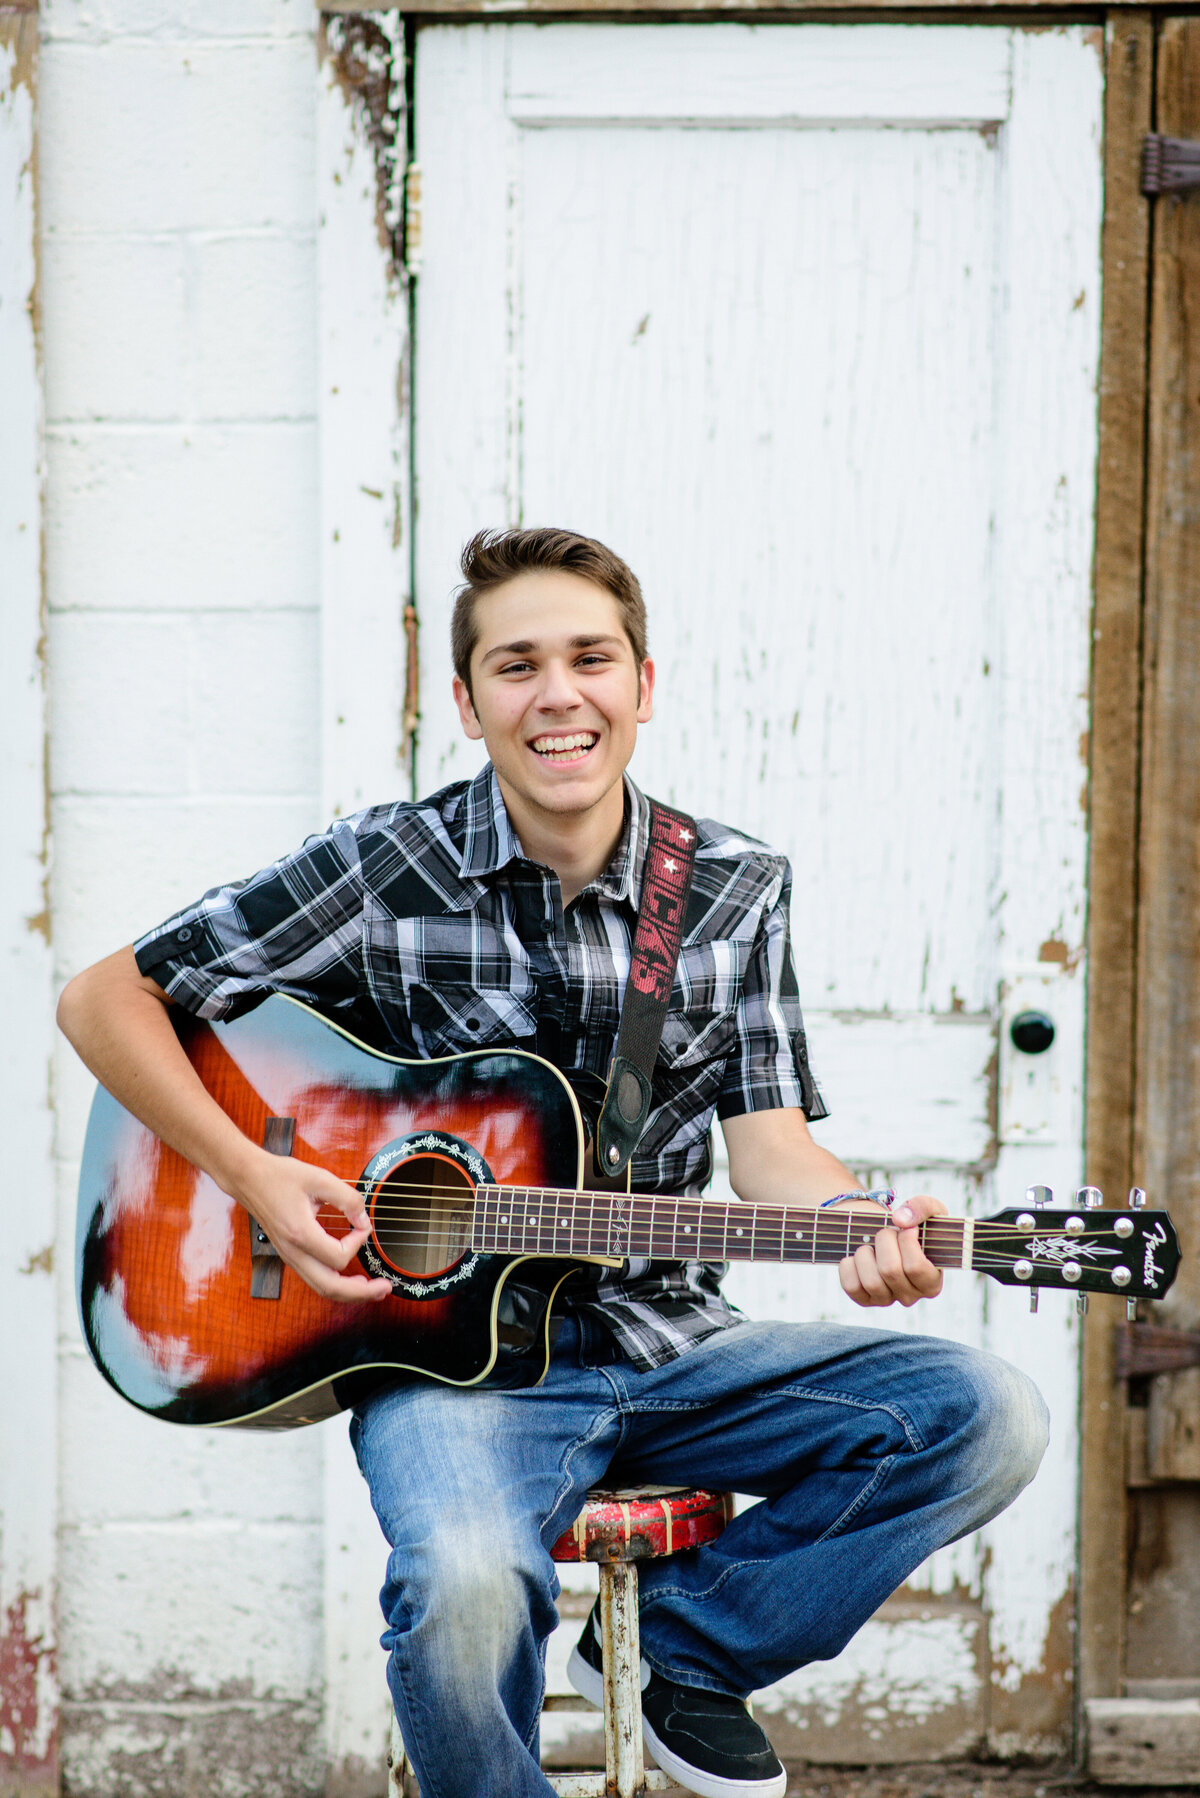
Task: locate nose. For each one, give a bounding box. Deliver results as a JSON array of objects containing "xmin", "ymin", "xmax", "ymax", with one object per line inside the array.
[{"xmin": 536, "ymin": 656, "xmax": 583, "ymax": 714}]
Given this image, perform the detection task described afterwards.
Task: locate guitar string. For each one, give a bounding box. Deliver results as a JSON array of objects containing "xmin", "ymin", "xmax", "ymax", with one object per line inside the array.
[
  {"xmin": 307, "ymin": 1196, "xmax": 1135, "ymax": 1243},
  {"xmin": 313, "ymin": 1180, "xmax": 1136, "ymax": 1232},
  {"xmin": 305, "ymin": 1204, "xmax": 1136, "ymax": 1263},
  {"xmin": 308, "ymin": 1201, "xmax": 1136, "ymax": 1243}
]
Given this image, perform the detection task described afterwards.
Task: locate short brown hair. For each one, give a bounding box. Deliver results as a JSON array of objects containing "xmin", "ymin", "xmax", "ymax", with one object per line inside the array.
[{"xmin": 451, "ymin": 527, "xmax": 648, "ymax": 696}]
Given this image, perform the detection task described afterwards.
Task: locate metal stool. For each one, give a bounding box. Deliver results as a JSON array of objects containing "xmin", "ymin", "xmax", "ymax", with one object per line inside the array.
[{"xmin": 388, "ymin": 1484, "xmax": 733, "ymax": 1798}]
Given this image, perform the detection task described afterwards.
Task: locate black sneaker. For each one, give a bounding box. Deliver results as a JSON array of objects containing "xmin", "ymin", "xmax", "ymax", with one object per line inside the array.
[{"xmin": 566, "ymin": 1603, "xmax": 786, "ymax": 1798}]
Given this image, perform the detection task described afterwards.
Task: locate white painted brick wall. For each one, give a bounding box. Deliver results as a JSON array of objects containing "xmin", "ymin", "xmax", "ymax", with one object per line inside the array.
[{"xmin": 40, "ymin": 1, "xmax": 331, "ymax": 1791}]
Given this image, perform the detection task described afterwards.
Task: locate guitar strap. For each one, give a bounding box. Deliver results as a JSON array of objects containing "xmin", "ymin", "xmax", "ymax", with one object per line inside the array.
[{"xmin": 593, "ymin": 800, "xmax": 698, "ymax": 1182}]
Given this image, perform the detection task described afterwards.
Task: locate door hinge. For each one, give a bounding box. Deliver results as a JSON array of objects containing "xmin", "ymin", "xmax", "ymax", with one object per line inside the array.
[
  {"xmin": 1115, "ymin": 1320, "xmax": 1200, "ymax": 1380},
  {"xmin": 404, "ymin": 161, "xmax": 422, "ymax": 277},
  {"xmin": 402, "ymin": 602, "xmax": 420, "ymax": 745},
  {"xmin": 1142, "ymin": 134, "xmax": 1200, "ymax": 196}
]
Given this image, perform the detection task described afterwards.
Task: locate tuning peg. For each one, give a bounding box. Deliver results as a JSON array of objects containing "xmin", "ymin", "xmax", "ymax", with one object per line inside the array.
[
  {"xmin": 1077, "ymin": 1186, "xmax": 1103, "ymax": 1210},
  {"xmin": 1029, "ymin": 1289, "xmax": 1039, "ymax": 1314},
  {"xmin": 1129, "ymin": 1187, "xmax": 1146, "ymax": 1209},
  {"xmin": 1126, "ymin": 1298, "xmax": 1139, "ymax": 1322},
  {"xmin": 1077, "ymin": 1294, "xmax": 1089, "ymax": 1316},
  {"xmin": 1026, "ymin": 1184, "xmax": 1053, "ymax": 1209}
]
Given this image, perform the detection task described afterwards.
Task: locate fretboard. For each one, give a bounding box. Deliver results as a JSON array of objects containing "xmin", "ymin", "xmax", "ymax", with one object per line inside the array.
[{"xmin": 470, "ymin": 1186, "xmax": 973, "ymax": 1270}]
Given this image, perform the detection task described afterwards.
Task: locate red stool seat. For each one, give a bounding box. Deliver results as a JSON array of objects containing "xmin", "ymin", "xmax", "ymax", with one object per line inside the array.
[{"xmin": 551, "ymin": 1485, "xmax": 734, "ymax": 1563}]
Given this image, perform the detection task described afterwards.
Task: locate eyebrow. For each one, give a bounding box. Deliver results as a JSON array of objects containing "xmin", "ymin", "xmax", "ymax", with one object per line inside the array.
[{"xmin": 479, "ymin": 633, "xmax": 624, "ymax": 665}]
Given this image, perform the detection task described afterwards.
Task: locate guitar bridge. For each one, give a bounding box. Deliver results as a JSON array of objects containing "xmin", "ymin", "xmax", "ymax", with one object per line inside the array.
[{"xmin": 250, "ymin": 1116, "xmax": 295, "ymax": 1299}]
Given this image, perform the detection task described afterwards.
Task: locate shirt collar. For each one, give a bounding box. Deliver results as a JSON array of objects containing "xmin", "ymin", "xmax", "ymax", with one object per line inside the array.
[
  {"xmin": 456, "ymin": 764, "xmax": 650, "ymax": 905},
  {"xmin": 458, "ymin": 765, "xmax": 523, "ymax": 880}
]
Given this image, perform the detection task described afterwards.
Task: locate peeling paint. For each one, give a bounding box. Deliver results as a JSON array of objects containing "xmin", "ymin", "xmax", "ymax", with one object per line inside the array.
[
  {"xmin": 987, "ymin": 1583, "xmax": 1074, "ymax": 1756},
  {"xmin": 0, "ymin": 1591, "xmax": 56, "ymax": 1776},
  {"xmin": 18, "ymin": 1244, "xmax": 52, "ymax": 1276},
  {"xmin": 318, "ymin": 13, "xmax": 405, "ymax": 277},
  {"xmin": 754, "ymin": 1606, "xmax": 987, "ymax": 1764},
  {"xmin": 60, "ymin": 1697, "xmax": 322, "ymax": 1798},
  {"xmin": 1038, "ymin": 937, "xmax": 1082, "ymax": 973}
]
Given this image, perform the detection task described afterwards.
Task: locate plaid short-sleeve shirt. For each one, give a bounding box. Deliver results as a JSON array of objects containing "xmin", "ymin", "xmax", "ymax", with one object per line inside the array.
[{"xmin": 135, "ymin": 768, "xmax": 827, "ymax": 1370}]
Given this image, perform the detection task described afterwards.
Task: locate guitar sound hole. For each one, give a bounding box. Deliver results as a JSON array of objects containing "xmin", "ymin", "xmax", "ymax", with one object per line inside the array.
[{"xmin": 370, "ymin": 1153, "xmax": 476, "ymax": 1278}]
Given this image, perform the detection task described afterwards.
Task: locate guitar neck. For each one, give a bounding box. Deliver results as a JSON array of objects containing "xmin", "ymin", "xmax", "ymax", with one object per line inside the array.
[{"xmin": 471, "ymin": 1186, "xmax": 973, "ymax": 1270}]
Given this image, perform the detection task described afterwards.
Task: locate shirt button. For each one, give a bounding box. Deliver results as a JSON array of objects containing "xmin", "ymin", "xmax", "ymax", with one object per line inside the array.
[
  {"xmin": 176, "ymin": 927, "xmax": 193, "ymax": 943},
  {"xmin": 466, "ymin": 1017, "xmax": 480, "ymax": 1032}
]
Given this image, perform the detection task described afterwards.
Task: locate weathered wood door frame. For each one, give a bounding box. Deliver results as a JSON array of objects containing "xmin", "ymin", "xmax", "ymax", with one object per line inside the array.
[{"xmin": 318, "ymin": 0, "xmax": 1170, "ymax": 1758}]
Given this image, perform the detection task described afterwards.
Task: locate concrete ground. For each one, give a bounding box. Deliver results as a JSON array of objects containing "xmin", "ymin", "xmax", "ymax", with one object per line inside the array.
[{"xmin": 781, "ymin": 1764, "xmax": 1196, "ymax": 1798}]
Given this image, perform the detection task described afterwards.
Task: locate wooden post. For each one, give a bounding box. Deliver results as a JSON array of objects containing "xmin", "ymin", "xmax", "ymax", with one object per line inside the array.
[
  {"xmin": 1078, "ymin": 7, "xmax": 1153, "ymax": 1720},
  {"xmin": 1122, "ymin": 4, "xmax": 1200, "ymax": 1717}
]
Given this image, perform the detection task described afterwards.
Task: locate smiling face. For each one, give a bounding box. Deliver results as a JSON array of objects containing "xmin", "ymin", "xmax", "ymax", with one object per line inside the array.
[{"xmin": 452, "ymin": 569, "xmax": 655, "ymax": 834}]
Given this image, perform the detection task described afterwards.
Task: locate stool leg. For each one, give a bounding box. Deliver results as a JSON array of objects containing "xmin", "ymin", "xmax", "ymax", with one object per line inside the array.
[
  {"xmin": 599, "ymin": 1560, "xmax": 646, "ymax": 1798},
  {"xmin": 388, "ymin": 1711, "xmax": 420, "ymax": 1798}
]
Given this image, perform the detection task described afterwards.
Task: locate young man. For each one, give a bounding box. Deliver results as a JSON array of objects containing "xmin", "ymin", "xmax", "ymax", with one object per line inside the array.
[{"xmin": 59, "ymin": 528, "xmax": 1048, "ymax": 1798}]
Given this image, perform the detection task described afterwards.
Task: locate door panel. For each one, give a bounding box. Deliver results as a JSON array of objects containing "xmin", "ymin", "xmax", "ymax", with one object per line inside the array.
[{"xmin": 414, "ymin": 22, "xmax": 1102, "ymax": 1754}]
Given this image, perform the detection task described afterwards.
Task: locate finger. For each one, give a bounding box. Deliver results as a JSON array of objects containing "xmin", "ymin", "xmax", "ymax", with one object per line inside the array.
[
  {"xmin": 285, "ymin": 1251, "xmax": 392, "ymax": 1304},
  {"xmin": 850, "ymin": 1242, "xmax": 895, "ymax": 1306},
  {"xmin": 303, "ymin": 1166, "xmax": 372, "ymax": 1231},
  {"xmin": 892, "ymin": 1193, "xmax": 948, "ymax": 1225},
  {"xmin": 894, "ymin": 1224, "xmax": 944, "ymax": 1297},
  {"xmin": 867, "ymin": 1226, "xmax": 926, "ymax": 1304},
  {"xmin": 838, "ymin": 1254, "xmax": 870, "ymax": 1304},
  {"xmin": 271, "ymin": 1207, "xmax": 371, "ymax": 1274}
]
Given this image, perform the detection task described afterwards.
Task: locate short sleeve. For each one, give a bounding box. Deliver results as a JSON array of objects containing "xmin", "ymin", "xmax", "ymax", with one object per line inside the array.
[
  {"xmin": 133, "ymin": 819, "xmax": 369, "ymax": 1022},
  {"xmin": 714, "ymin": 861, "xmax": 829, "ymax": 1123}
]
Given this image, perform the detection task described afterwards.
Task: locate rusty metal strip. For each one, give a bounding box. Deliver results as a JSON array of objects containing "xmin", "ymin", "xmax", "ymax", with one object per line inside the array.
[{"xmin": 1114, "ymin": 1322, "xmax": 1200, "ymax": 1381}]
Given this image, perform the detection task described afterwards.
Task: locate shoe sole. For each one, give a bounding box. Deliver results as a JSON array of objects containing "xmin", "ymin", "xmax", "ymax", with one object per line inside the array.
[{"xmin": 567, "ymin": 1648, "xmax": 786, "ymax": 1798}]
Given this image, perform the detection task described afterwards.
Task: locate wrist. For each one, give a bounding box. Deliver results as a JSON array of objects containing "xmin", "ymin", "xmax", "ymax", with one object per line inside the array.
[{"xmin": 211, "ymin": 1134, "xmax": 274, "ymax": 1209}]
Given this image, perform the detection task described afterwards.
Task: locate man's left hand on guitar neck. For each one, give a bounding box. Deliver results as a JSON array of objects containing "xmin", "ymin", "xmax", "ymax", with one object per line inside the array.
[{"xmin": 721, "ymin": 1107, "xmax": 946, "ymax": 1309}]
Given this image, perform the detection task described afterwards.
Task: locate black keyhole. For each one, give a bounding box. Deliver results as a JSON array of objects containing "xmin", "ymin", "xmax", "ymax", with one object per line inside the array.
[{"xmin": 1011, "ymin": 1011, "xmax": 1055, "ymax": 1055}]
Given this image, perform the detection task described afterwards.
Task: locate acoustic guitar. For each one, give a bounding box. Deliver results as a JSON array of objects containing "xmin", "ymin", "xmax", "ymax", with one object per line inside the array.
[{"xmin": 75, "ymin": 996, "xmax": 1180, "ymax": 1429}]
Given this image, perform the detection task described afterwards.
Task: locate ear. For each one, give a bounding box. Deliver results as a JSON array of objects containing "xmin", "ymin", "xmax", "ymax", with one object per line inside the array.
[
  {"xmin": 636, "ymin": 656, "xmax": 655, "ymax": 724},
  {"xmin": 452, "ymin": 675, "xmax": 484, "ymax": 741}
]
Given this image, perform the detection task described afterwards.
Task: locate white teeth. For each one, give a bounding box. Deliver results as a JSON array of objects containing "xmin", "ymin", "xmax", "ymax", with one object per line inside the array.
[{"xmin": 533, "ymin": 733, "xmax": 597, "ymax": 756}]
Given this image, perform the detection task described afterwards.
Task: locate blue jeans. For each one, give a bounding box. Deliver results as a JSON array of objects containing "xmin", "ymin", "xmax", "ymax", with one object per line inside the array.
[{"xmin": 351, "ymin": 1316, "xmax": 1048, "ymax": 1798}]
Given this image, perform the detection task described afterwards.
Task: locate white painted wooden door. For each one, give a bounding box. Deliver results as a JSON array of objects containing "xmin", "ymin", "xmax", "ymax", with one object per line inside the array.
[
  {"xmin": 411, "ymin": 21, "xmax": 1102, "ymax": 1757},
  {"xmin": 1, "ymin": 14, "xmax": 58, "ymax": 1791}
]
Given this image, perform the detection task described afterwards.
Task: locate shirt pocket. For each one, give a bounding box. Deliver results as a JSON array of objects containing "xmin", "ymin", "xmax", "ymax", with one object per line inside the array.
[
  {"xmin": 657, "ymin": 1009, "xmax": 740, "ymax": 1071},
  {"xmin": 406, "ymin": 981, "xmax": 537, "ymax": 1059}
]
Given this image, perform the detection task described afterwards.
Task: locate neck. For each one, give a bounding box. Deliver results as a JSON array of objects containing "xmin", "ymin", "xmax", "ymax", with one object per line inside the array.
[
  {"xmin": 471, "ymin": 1185, "xmax": 973, "ymax": 1270},
  {"xmin": 495, "ymin": 773, "xmax": 627, "ymax": 906}
]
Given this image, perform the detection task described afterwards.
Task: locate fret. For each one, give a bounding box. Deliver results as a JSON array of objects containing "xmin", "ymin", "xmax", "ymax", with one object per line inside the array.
[
  {"xmin": 723, "ymin": 1204, "xmax": 730, "ymax": 1262},
  {"xmin": 675, "ymin": 1197, "xmax": 701, "ymax": 1257},
  {"xmin": 726, "ymin": 1208, "xmax": 752, "ymax": 1258},
  {"xmin": 697, "ymin": 1202, "xmax": 726, "ymax": 1260},
  {"xmin": 605, "ymin": 1193, "xmax": 628, "ymax": 1260},
  {"xmin": 478, "ymin": 1185, "xmax": 496, "ymax": 1252},
  {"xmin": 779, "ymin": 1207, "xmax": 815, "ymax": 1261},
  {"xmin": 758, "ymin": 1204, "xmax": 784, "ymax": 1262},
  {"xmin": 671, "ymin": 1196, "xmax": 680, "ymax": 1259}
]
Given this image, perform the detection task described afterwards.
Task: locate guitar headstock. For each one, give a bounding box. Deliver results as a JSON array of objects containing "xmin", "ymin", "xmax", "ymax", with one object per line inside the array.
[{"xmin": 976, "ymin": 1186, "xmax": 1181, "ymax": 1313}]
